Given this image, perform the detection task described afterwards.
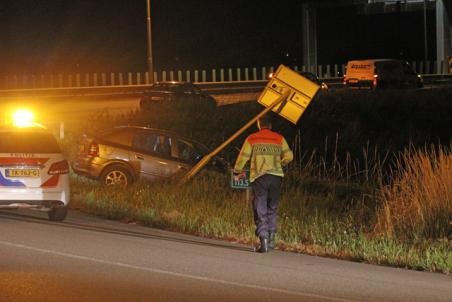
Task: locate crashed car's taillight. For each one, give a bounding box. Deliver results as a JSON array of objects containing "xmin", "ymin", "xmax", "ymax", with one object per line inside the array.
[
  {"xmin": 89, "ymin": 141, "xmax": 99, "ymax": 157},
  {"xmin": 48, "ymin": 160, "xmax": 69, "ymax": 175}
]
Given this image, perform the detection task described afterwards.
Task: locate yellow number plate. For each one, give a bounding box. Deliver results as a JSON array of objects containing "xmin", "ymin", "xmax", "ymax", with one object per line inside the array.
[{"xmin": 6, "ymin": 169, "xmax": 40, "ymax": 177}]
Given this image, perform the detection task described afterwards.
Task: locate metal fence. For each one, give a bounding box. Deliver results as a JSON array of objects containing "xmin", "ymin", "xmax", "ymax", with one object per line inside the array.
[{"xmin": 1, "ymin": 60, "xmax": 448, "ymax": 90}]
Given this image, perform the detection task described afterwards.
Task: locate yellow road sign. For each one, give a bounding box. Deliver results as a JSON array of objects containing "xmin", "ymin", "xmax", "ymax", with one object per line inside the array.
[{"xmin": 258, "ymin": 65, "xmax": 320, "ymax": 124}]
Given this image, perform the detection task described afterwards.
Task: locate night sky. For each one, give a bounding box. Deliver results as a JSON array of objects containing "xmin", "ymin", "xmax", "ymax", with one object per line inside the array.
[{"xmin": 0, "ymin": 0, "xmax": 436, "ymax": 75}]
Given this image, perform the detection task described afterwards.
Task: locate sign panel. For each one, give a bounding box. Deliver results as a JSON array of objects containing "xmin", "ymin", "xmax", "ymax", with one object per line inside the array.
[
  {"xmin": 258, "ymin": 65, "xmax": 320, "ymax": 124},
  {"xmin": 231, "ymin": 170, "xmax": 251, "ymax": 189}
]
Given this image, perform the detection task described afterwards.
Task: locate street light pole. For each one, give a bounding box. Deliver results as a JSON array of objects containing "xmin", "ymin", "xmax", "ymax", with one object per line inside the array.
[
  {"xmin": 146, "ymin": 0, "xmax": 154, "ymax": 84},
  {"xmin": 423, "ymin": 0, "xmax": 428, "ymax": 61}
]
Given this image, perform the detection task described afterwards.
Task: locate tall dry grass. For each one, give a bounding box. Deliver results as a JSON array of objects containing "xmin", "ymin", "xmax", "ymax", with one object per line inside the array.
[
  {"xmin": 290, "ymin": 130, "xmax": 390, "ymax": 184},
  {"xmin": 377, "ymin": 146, "xmax": 452, "ymax": 240}
]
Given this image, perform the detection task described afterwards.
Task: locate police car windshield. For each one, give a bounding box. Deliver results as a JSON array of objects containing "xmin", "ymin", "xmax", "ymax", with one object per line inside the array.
[{"xmin": 0, "ymin": 131, "xmax": 61, "ymax": 153}]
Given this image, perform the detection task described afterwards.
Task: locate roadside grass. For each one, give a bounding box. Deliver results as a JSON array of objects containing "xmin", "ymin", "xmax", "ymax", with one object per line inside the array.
[
  {"xmin": 69, "ymin": 149, "xmax": 452, "ymax": 274},
  {"xmin": 377, "ymin": 146, "xmax": 452, "ymax": 241}
]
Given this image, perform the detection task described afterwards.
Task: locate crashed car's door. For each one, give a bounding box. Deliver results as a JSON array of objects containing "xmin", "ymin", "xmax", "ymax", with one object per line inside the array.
[{"xmin": 131, "ymin": 132, "xmax": 185, "ymax": 180}]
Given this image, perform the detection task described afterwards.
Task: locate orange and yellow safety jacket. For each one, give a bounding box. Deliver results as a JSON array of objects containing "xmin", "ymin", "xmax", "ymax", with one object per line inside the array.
[{"xmin": 233, "ymin": 128, "xmax": 293, "ymax": 182}]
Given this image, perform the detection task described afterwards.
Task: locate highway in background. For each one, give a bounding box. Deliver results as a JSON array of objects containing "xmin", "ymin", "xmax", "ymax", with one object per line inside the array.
[
  {"xmin": 1, "ymin": 209, "xmax": 451, "ymax": 302},
  {"xmin": 0, "ymin": 90, "xmax": 259, "ymax": 133},
  {"xmin": 0, "ymin": 76, "xmax": 448, "ymax": 134}
]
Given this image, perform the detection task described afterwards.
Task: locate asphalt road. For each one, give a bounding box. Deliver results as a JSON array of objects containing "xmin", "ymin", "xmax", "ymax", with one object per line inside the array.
[{"xmin": 0, "ymin": 210, "xmax": 450, "ymax": 302}]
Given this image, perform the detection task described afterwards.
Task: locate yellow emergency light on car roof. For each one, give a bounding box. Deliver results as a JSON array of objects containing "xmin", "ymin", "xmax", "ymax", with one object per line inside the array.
[{"xmin": 11, "ymin": 109, "xmax": 45, "ymax": 128}]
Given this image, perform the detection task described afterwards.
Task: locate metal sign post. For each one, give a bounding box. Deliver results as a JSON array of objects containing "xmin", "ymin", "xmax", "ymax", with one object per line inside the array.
[{"xmin": 179, "ymin": 91, "xmax": 290, "ymax": 184}]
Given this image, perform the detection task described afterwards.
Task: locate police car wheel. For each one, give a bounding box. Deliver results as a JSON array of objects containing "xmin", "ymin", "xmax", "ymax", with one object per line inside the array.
[
  {"xmin": 101, "ymin": 165, "xmax": 132, "ymax": 188},
  {"xmin": 48, "ymin": 206, "xmax": 68, "ymax": 221}
]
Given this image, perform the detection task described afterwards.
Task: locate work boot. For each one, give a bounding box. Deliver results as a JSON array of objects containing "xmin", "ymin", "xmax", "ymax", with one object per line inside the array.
[
  {"xmin": 268, "ymin": 232, "xmax": 276, "ymax": 250},
  {"xmin": 255, "ymin": 237, "xmax": 269, "ymax": 253}
]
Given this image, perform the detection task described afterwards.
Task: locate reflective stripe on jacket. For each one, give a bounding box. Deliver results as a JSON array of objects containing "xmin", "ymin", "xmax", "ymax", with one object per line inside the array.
[{"xmin": 233, "ymin": 129, "xmax": 293, "ymax": 182}]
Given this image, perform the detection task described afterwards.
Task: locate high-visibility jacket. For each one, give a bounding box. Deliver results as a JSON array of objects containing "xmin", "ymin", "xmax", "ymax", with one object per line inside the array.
[{"xmin": 234, "ymin": 128, "xmax": 293, "ymax": 182}]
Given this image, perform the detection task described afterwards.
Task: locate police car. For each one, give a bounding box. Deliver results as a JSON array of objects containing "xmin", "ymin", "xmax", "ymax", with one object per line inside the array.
[{"xmin": 0, "ymin": 110, "xmax": 70, "ymax": 221}]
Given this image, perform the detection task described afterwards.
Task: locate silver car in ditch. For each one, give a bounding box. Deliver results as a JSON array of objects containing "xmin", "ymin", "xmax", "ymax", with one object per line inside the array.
[{"xmin": 71, "ymin": 126, "xmax": 226, "ymax": 187}]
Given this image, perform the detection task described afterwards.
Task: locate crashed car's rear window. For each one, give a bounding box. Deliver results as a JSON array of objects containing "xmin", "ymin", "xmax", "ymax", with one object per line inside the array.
[
  {"xmin": 101, "ymin": 129, "xmax": 134, "ymax": 147},
  {"xmin": 0, "ymin": 131, "xmax": 61, "ymax": 153}
]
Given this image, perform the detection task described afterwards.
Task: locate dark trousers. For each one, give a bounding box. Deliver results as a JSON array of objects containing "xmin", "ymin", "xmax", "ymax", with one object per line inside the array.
[{"xmin": 251, "ymin": 174, "xmax": 282, "ymax": 238}]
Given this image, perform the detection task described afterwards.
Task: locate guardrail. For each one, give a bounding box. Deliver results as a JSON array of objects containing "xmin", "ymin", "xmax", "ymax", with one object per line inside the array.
[
  {"xmin": 0, "ymin": 68, "xmax": 275, "ymax": 90},
  {"xmin": 2, "ymin": 59, "xmax": 450, "ymax": 91},
  {"xmin": 1, "ymin": 74, "xmax": 452, "ymax": 99}
]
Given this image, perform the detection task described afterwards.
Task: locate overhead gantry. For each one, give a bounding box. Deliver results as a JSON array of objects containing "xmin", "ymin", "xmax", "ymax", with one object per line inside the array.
[{"xmin": 301, "ymin": 0, "xmax": 451, "ymax": 74}]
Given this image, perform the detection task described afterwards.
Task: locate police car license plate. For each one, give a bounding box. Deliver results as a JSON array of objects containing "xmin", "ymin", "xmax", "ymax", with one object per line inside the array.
[{"xmin": 6, "ymin": 169, "xmax": 40, "ymax": 177}]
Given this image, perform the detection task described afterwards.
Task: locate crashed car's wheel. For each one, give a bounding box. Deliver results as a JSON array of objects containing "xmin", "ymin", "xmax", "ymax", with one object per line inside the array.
[
  {"xmin": 100, "ymin": 165, "xmax": 132, "ymax": 187},
  {"xmin": 48, "ymin": 206, "xmax": 68, "ymax": 221}
]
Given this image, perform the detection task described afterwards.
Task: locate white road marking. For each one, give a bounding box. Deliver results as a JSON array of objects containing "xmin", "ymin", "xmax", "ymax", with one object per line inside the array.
[{"xmin": 0, "ymin": 240, "xmax": 357, "ymax": 302}]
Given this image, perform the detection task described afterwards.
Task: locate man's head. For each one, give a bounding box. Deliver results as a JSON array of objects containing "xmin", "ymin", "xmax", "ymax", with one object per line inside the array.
[{"xmin": 257, "ymin": 114, "xmax": 272, "ymax": 130}]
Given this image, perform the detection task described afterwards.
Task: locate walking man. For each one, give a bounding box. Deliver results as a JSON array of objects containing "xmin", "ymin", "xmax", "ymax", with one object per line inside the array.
[{"xmin": 233, "ymin": 115, "xmax": 293, "ymax": 253}]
